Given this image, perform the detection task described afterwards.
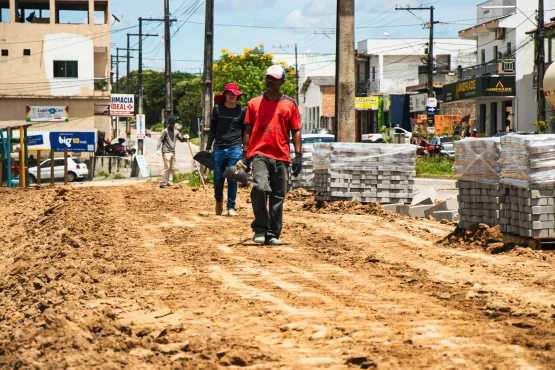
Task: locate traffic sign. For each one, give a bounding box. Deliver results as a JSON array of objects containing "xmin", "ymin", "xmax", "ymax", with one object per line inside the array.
[
  {"xmin": 136, "ymin": 114, "xmax": 146, "ymax": 139},
  {"xmin": 426, "ymin": 106, "xmax": 437, "ymax": 115},
  {"xmin": 426, "ymin": 97, "xmax": 438, "ymax": 107}
]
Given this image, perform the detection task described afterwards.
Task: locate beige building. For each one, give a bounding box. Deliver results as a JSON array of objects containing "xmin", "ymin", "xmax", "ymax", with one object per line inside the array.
[{"xmin": 0, "ymin": 0, "xmax": 111, "ymax": 138}]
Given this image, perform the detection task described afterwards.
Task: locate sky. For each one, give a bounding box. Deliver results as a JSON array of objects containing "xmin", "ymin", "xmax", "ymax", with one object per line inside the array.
[{"xmin": 108, "ymin": 0, "xmax": 488, "ymax": 73}]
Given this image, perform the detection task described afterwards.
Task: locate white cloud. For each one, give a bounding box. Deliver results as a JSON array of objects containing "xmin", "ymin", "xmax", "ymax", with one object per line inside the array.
[
  {"xmin": 285, "ymin": 8, "xmax": 334, "ymax": 28},
  {"xmin": 215, "ymin": 0, "xmax": 271, "ymax": 12}
]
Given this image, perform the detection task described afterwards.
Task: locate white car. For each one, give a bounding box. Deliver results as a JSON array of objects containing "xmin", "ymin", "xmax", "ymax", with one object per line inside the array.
[
  {"xmin": 28, "ymin": 158, "xmax": 89, "ymax": 183},
  {"xmin": 391, "ymin": 127, "xmax": 413, "ymax": 141}
]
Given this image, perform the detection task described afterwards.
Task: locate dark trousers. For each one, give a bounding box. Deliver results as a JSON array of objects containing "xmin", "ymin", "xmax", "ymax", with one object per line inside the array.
[{"xmin": 251, "ymin": 154, "xmax": 288, "ymax": 239}]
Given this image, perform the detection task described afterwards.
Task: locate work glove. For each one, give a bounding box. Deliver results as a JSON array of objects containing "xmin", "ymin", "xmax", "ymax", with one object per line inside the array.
[
  {"xmin": 237, "ymin": 151, "xmax": 251, "ymax": 173},
  {"xmin": 183, "ymin": 134, "xmax": 190, "ymax": 140},
  {"xmin": 292, "ymin": 152, "xmax": 302, "ymax": 177}
]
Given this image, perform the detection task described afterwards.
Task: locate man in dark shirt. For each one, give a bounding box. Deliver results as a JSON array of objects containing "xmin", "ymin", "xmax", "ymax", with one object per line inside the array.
[{"xmin": 206, "ymin": 83, "xmax": 246, "ymax": 216}]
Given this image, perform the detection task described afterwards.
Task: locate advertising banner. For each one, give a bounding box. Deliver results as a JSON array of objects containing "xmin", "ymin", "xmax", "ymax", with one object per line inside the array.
[
  {"xmin": 409, "ymin": 93, "xmax": 427, "ymax": 113},
  {"xmin": 49, "ymin": 132, "xmax": 96, "ymax": 153},
  {"xmin": 110, "ymin": 94, "xmax": 135, "ymax": 116},
  {"xmin": 136, "ymin": 114, "xmax": 146, "ymax": 139},
  {"xmin": 26, "ymin": 106, "xmax": 69, "ymax": 122},
  {"xmin": 355, "ymin": 97, "xmax": 379, "ymax": 111},
  {"xmin": 444, "ymin": 76, "xmax": 516, "ymax": 103}
]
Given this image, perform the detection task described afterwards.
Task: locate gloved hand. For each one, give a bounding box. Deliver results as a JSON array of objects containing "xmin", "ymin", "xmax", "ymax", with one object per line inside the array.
[
  {"xmin": 183, "ymin": 134, "xmax": 190, "ymax": 140},
  {"xmin": 237, "ymin": 151, "xmax": 251, "ymax": 173},
  {"xmin": 292, "ymin": 152, "xmax": 302, "ymax": 177}
]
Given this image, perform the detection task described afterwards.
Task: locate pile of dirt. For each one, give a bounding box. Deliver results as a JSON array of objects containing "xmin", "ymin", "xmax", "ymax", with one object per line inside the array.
[
  {"xmin": 302, "ymin": 198, "xmax": 396, "ymax": 218},
  {"xmin": 286, "ymin": 188, "xmax": 313, "ymax": 201},
  {"xmin": 439, "ymin": 223, "xmax": 505, "ymax": 251}
]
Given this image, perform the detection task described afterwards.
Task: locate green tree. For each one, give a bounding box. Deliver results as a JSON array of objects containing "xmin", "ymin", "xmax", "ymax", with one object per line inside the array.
[
  {"xmin": 213, "ymin": 45, "xmax": 297, "ymax": 105},
  {"xmin": 175, "ymin": 77, "xmax": 203, "ymax": 135},
  {"xmin": 118, "ymin": 70, "xmax": 199, "ymax": 128}
]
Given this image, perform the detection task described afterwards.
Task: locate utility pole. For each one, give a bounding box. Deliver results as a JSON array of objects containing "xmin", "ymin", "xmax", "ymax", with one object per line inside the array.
[
  {"xmin": 164, "ymin": 0, "xmax": 173, "ymax": 122},
  {"xmin": 335, "ymin": 0, "xmax": 356, "ymax": 142},
  {"xmin": 137, "ymin": 17, "xmax": 161, "ymax": 154},
  {"xmin": 138, "ymin": 17, "xmax": 175, "ymax": 129},
  {"xmin": 538, "ymin": 0, "xmax": 546, "ymax": 121},
  {"xmin": 396, "ymin": 5, "xmax": 439, "ymax": 98},
  {"xmin": 201, "ymin": 0, "xmax": 214, "ymax": 152},
  {"xmin": 273, "ymin": 44, "xmax": 300, "ymax": 103}
]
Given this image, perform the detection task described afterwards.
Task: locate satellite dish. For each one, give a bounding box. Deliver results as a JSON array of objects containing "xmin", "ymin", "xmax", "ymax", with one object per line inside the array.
[
  {"xmin": 112, "ymin": 14, "xmax": 121, "ymax": 23},
  {"xmin": 544, "ymin": 63, "xmax": 555, "ymax": 110}
]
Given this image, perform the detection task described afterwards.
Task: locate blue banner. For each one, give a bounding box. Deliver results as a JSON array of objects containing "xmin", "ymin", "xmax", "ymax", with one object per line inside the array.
[
  {"xmin": 49, "ymin": 132, "xmax": 96, "ymax": 152},
  {"xmin": 27, "ymin": 134, "xmax": 44, "ymax": 146}
]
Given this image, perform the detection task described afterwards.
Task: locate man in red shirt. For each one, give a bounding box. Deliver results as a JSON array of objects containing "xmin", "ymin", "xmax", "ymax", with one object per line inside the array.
[{"xmin": 239, "ymin": 65, "xmax": 302, "ymax": 246}]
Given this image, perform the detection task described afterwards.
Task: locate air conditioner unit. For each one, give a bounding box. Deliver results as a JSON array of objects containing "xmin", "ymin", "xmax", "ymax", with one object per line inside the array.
[{"xmin": 496, "ymin": 28, "xmax": 506, "ymax": 40}]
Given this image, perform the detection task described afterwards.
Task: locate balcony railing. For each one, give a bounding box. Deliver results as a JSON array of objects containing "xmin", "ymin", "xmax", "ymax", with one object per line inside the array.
[
  {"xmin": 94, "ymin": 78, "xmax": 109, "ymax": 91},
  {"xmin": 460, "ymin": 59, "xmax": 515, "ymax": 80},
  {"xmin": 356, "ymin": 79, "xmax": 380, "ymax": 96}
]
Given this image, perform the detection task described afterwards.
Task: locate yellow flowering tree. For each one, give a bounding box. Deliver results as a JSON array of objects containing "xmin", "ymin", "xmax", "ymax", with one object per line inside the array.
[{"xmin": 214, "ymin": 45, "xmax": 298, "ymax": 105}]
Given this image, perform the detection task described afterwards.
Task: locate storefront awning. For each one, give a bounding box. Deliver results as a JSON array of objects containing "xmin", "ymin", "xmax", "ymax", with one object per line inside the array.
[{"xmin": 443, "ymin": 75, "xmax": 516, "ymax": 103}]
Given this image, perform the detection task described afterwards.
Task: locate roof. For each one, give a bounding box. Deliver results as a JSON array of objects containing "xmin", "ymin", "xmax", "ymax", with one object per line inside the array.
[
  {"xmin": 526, "ymin": 21, "xmax": 555, "ymax": 34},
  {"xmin": 301, "ymin": 76, "xmax": 335, "ymax": 94},
  {"xmin": 458, "ymin": 15, "xmax": 511, "ymax": 38}
]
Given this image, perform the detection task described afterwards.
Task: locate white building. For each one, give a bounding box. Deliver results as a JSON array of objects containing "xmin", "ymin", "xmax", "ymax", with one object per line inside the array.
[
  {"xmin": 355, "ymin": 38, "xmax": 476, "ymax": 96},
  {"xmin": 299, "ymin": 76, "xmax": 335, "ymax": 134},
  {"xmin": 444, "ymin": 0, "xmax": 555, "ymax": 134}
]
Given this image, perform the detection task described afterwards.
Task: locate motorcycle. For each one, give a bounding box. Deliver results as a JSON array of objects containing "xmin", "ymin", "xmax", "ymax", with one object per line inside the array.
[
  {"xmin": 97, "ymin": 138, "xmax": 135, "ymax": 157},
  {"xmin": 417, "ymin": 144, "xmax": 444, "ymax": 157}
]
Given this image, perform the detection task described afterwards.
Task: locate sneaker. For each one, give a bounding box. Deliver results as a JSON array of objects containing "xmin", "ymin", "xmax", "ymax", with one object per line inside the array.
[
  {"xmin": 160, "ymin": 184, "xmax": 168, "ymax": 189},
  {"xmin": 252, "ymin": 232, "xmax": 266, "ymax": 244},
  {"xmin": 168, "ymin": 182, "xmax": 173, "ymax": 187},
  {"xmin": 265, "ymin": 238, "xmax": 283, "ymax": 246},
  {"xmin": 216, "ymin": 202, "xmax": 223, "ymax": 215},
  {"xmin": 227, "ymin": 209, "xmax": 238, "ymax": 217}
]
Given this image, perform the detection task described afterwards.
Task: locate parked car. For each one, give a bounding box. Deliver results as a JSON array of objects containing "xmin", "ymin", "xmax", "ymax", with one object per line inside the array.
[
  {"xmin": 301, "ymin": 134, "xmax": 335, "ymax": 144},
  {"xmin": 28, "ymin": 158, "xmax": 89, "ymax": 183},
  {"xmin": 361, "ymin": 133, "xmax": 386, "ymax": 143},
  {"xmin": 311, "ymin": 128, "xmax": 333, "ymax": 135},
  {"xmin": 430, "ymin": 136, "xmax": 455, "ymax": 158},
  {"xmin": 391, "ymin": 127, "xmax": 413, "ymax": 141}
]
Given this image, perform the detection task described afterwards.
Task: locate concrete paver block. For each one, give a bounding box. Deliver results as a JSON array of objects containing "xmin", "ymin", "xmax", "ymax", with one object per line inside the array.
[
  {"xmin": 424, "ymin": 199, "xmax": 459, "ymax": 218},
  {"xmin": 398, "ymin": 204, "xmax": 435, "ymax": 218},
  {"xmin": 411, "ymin": 187, "xmax": 437, "ymax": 206},
  {"xmin": 432, "ymin": 210, "xmax": 460, "ymax": 222}
]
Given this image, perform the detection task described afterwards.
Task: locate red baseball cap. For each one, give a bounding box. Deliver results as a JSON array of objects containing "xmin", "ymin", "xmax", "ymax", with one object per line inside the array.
[{"xmin": 214, "ymin": 83, "xmax": 243, "ymax": 104}]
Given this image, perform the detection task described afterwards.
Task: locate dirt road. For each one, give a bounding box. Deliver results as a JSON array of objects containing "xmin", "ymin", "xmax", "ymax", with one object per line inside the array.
[{"xmin": 1, "ymin": 183, "xmax": 554, "ymax": 369}]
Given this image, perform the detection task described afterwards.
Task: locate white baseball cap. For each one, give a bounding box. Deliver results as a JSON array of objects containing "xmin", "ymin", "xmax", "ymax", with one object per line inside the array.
[{"xmin": 266, "ymin": 65, "xmax": 286, "ymax": 80}]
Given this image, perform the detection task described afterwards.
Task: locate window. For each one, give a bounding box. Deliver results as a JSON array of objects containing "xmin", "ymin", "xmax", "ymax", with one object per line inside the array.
[
  {"xmin": 54, "ymin": 61, "xmax": 78, "ymax": 78},
  {"xmin": 506, "ymin": 42, "xmax": 512, "ymax": 57},
  {"xmin": 23, "ymin": 49, "xmax": 31, "ymax": 56},
  {"xmin": 481, "ymin": 49, "xmax": 486, "ymax": 64},
  {"xmin": 1, "ymin": 49, "xmax": 7, "ymax": 56},
  {"xmin": 40, "ymin": 160, "xmax": 50, "ymax": 168},
  {"xmin": 54, "ymin": 159, "xmax": 65, "ymax": 167},
  {"xmin": 493, "ymin": 46, "xmax": 498, "ymax": 60},
  {"xmin": 372, "ymin": 67, "xmax": 376, "ymax": 81}
]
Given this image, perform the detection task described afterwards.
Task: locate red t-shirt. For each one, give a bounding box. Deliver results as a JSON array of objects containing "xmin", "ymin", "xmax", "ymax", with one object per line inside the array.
[{"xmin": 245, "ymin": 94, "xmax": 302, "ymax": 162}]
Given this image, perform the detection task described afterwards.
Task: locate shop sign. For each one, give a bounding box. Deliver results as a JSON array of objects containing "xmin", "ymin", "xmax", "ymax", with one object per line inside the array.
[
  {"xmin": 355, "ymin": 96, "xmax": 379, "ymax": 111},
  {"xmin": 110, "ymin": 94, "xmax": 135, "ymax": 116},
  {"xmin": 26, "ymin": 106, "xmax": 69, "ymax": 122},
  {"xmin": 444, "ymin": 76, "xmax": 515, "ymax": 102}
]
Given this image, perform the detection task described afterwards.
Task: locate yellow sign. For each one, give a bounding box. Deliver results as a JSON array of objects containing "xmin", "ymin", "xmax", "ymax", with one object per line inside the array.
[
  {"xmin": 486, "ymin": 81, "xmax": 513, "ymax": 93},
  {"xmin": 355, "ymin": 97, "xmax": 379, "ymax": 110}
]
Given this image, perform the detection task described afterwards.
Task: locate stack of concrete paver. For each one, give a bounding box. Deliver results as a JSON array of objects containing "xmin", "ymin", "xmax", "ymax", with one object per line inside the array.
[
  {"xmin": 499, "ymin": 135, "xmax": 555, "ymax": 237},
  {"xmin": 312, "ymin": 143, "xmax": 416, "ymax": 204},
  {"xmin": 288, "ymin": 144, "xmax": 315, "ymax": 191},
  {"xmin": 454, "ymin": 138, "xmax": 501, "ymax": 228}
]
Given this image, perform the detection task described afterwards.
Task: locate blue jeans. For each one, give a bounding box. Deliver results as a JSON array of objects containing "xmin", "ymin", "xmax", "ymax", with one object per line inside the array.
[{"xmin": 213, "ymin": 145, "xmax": 242, "ymax": 210}]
